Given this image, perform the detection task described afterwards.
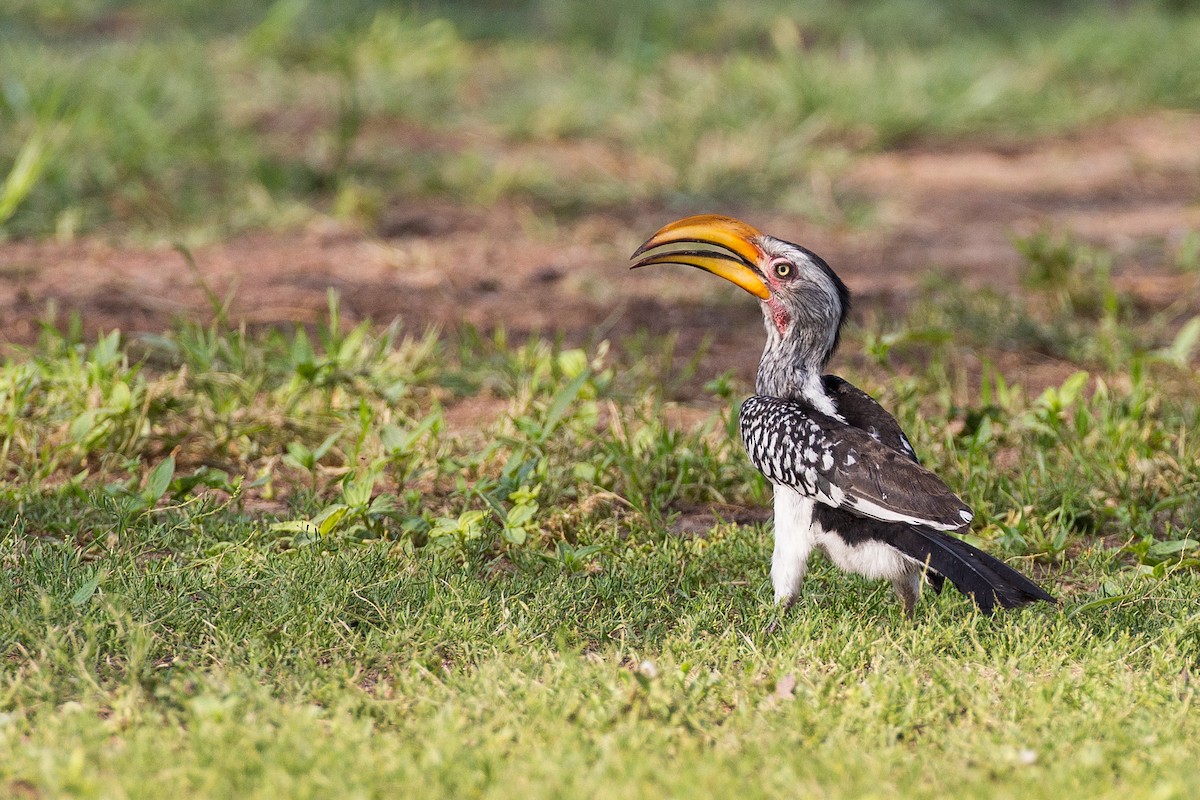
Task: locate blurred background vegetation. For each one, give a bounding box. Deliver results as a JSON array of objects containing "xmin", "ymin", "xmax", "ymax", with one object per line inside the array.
[{"xmin": 2, "ymin": 0, "xmax": 1199, "ymax": 239}]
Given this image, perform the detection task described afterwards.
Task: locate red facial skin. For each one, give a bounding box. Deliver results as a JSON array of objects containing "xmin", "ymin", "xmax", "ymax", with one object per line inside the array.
[
  {"xmin": 763, "ymin": 258, "xmax": 792, "ymax": 336},
  {"xmin": 767, "ymin": 296, "xmax": 791, "ymax": 336}
]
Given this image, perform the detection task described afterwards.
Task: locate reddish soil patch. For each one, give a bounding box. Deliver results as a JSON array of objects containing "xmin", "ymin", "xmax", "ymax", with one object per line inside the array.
[{"xmin": 2, "ymin": 114, "xmax": 1198, "ymax": 391}]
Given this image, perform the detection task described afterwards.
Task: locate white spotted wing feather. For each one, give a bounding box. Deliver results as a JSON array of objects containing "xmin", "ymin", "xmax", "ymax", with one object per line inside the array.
[{"xmin": 740, "ymin": 395, "xmax": 973, "ymax": 532}]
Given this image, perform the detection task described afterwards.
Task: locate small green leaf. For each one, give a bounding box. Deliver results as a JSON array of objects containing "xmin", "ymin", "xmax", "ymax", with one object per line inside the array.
[
  {"xmin": 381, "ymin": 411, "xmax": 441, "ymax": 457},
  {"xmin": 1058, "ymin": 371, "xmax": 1090, "ymax": 404},
  {"xmin": 69, "ymin": 409, "xmax": 103, "ymax": 443},
  {"xmin": 143, "ymin": 455, "xmax": 176, "ymax": 503},
  {"xmin": 285, "ymin": 441, "xmax": 313, "ymax": 460},
  {"xmin": 311, "ymin": 430, "xmax": 342, "ymax": 461},
  {"xmin": 70, "ymin": 570, "xmax": 103, "ymax": 607},
  {"xmin": 342, "ymin": 468, "xmax": 377, "ymax": 508},
  {"xmin": 269, "ymin": 520, "xmax": 319, "ymax": 535},
  {"xmin": 313, "ymin": 504, "xmax": 350, "ymax": 536},
  {"xmin": 109, "ymin": 381, "xmax": 133, "ymax": 410},
  {"xmin": 541, "ymin": 370, "xmax": 589, "ymax": 440},
  {"xmin": 508, "ymin": 483, "xmax": 541, "ymax": 505},
  {"xmin": 90, "ymin": 330, "xmax": 122, "ymax": 367},
  {"xmin": 0, "ymin": 124, "xmax": 54, "ymax": 227},
  {"xmin": 556, "ymin": 348, "xmax": 588, "ymax": 378},
  {"xmin": 1153, "ymin": 316, "xmax": 1200, "ymax": 368},
  {"xmin": 505, "ymin": 503, "xmax": 537, "ymax": 527},
  {"xmin": 291, "ymin": 328, "xmax": 315, "ymax": 370},
  {"xmin": 1067, "ymin": 594, "xmax": 1134, "ymax": 617},
  {"xmin": 334, "ymin": 321, "xmax": 370, "ymax": 366},
  {"xmin": 1148, "ymin": 538, "xmax": 1198, "ymax": 558},
  {"xmin": 368, "ymin": 493, "xmax": 397, "ymax": 515}
]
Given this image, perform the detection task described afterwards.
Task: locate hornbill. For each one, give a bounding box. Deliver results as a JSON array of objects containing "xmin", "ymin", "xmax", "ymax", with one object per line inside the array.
[{"xmin": 631, "ymin": 215, "xmax": 1054, "ymax": 617}]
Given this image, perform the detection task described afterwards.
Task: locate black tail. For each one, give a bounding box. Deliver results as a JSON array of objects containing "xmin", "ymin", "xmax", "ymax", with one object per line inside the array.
[{"xmin": 890, "ymin": 524, "xmax": 1056, "ymax": 614}]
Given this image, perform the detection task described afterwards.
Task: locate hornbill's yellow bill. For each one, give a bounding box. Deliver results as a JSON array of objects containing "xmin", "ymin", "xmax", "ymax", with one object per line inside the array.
[{"xmin": 629, "ymin": 214, "xmax": 771, "ymax": 300}]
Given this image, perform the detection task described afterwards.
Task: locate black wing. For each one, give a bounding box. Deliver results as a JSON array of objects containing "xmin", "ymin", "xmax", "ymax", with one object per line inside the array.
[
  {"xmin": 822, "ymin": 375, "xmax": 919, "ymax": 463},
  {"xmin": 740, "ymin": 394, "xmax": 973, "ymax": 531}
]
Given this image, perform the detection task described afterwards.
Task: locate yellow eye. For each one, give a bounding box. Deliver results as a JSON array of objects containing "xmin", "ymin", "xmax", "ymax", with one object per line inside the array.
[{"xmin": 774, "ymin": 262, "xmax": 792, "ymax": 278}]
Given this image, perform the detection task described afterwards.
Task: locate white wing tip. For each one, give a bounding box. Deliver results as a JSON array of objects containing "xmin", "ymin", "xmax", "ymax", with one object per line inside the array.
[{"xmin": 847, "ymin": 496, "xmax": 951, "ymax": 529}]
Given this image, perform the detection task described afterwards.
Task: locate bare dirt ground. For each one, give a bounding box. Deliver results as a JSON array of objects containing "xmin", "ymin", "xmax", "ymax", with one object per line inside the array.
[{"xmin": 2, "ymin": 113, "xmax": 1198, "ymax": 390}]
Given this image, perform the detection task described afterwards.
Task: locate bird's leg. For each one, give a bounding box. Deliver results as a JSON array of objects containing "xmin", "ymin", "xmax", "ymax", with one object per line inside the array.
[
  {"xmin": 763, "ymin": 490, "xmax": 816, "ymax": 636},
  {"xmin": 771, "ymin": 545, "xmax": 810, "ymax": 606},
  {"xmin": 891, "ymin": 571, "xmax": 922, "ymax": 620},
  {"xmin": 771, "ymin": 488, "xmax": 816, "ymax": 605}
]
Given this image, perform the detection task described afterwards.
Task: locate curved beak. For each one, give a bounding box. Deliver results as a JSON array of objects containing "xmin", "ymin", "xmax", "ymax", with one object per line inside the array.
[{"xmin": 629, "ymin": 214, "xmax": 771, "ymax": 300}]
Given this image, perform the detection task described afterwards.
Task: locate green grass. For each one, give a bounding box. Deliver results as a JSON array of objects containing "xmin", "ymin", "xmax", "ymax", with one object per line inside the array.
[
  {"xmin": 2, "ymin": 0, "xmax": 1200, "ymax": 237},
  {"xmin": 2, "ymin": 242, "xmax": 1199, "ymax": 797},
  {"xmin": 4, "ymin": 541, "xmax": 1197, "ymax": 798}
]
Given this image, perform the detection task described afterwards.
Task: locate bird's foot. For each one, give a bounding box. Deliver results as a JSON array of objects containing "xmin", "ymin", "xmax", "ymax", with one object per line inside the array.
[
  {"xmin": 892, "ymin": 573, "xmax": 922, "ymax": 620},
  {"xmin": 765, "ymin": 595, "xmax": 801, "ymax": 636}
]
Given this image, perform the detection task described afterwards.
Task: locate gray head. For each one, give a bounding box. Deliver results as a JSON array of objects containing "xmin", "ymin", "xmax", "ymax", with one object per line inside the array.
[
  {"xmin": 629, "ymin": 214, "xmax": 850, "ymax": 376},
  {"xmin": 751, "ymin": 233, "xmax": 850, "ymax": 369}
]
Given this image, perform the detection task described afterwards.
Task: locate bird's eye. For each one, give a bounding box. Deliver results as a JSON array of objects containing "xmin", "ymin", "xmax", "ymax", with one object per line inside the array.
[{"xmin": 774, "ymin": 262, "xmax": 792, "ymax": 278}]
